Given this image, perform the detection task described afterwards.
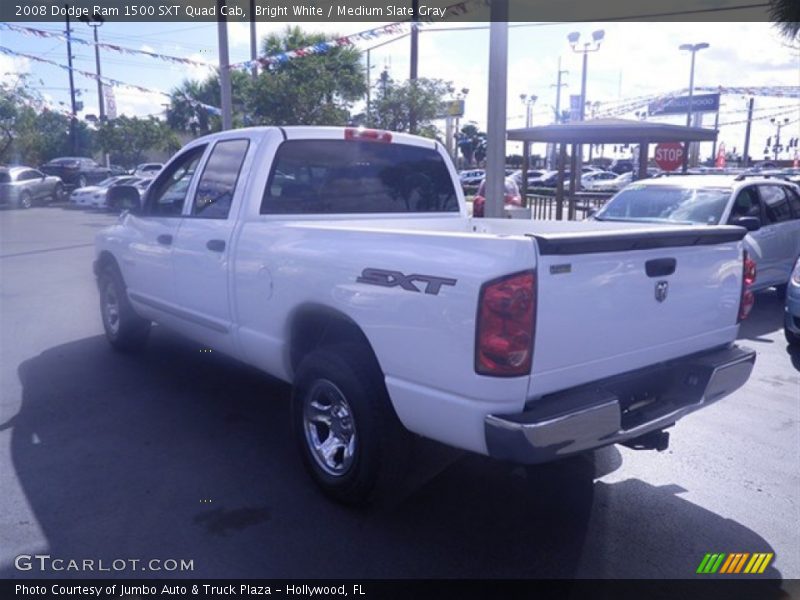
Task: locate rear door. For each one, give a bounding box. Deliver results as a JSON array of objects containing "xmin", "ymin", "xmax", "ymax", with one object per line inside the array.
[
  {"xmin": 171, "ymin": 137, "xmax": 251, "ymax": 354},
  {"xmin": 121, "ymin": 144, "xmax": 206, "ymax": 316}
]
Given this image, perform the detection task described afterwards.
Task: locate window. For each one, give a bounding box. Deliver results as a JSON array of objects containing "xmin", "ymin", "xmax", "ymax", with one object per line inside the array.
[
  {"xmin": 191, "ymin": 139, "xmax": 249, "ymax": 219},
  {"xmin": 18, "ymin": 170, "xmax": 41, "ymax": 181},
  {"xmin": 729, "ymin": 187, "xmax": 762, "ymax": 224},
  {"xmin": 597, "ymin": 185, "xmax": 731, "ymax": 225},
  {"xmin": 759, "ymin": 185, "xmax": 792, "ymax": 224},
  {"xmin": 784, "ymin": 186, "xmax": 800, "ymax": 218},
  {"xmin": 261, "ymin": 140, "xmax": 459, "ymax": 215},
  {"xmin": 144, "ymin": 146, "xmax": 205, "ymax": 217}
]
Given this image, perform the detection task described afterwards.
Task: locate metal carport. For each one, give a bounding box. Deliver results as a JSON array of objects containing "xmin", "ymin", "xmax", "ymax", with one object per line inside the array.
[{"xmin": 506, "ymin": 118, "xmax": 719, "ymax": 220}]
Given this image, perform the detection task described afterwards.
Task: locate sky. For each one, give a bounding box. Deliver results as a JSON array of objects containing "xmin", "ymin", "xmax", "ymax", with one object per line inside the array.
[{"xmin": 1, "ymin": 20, "xmax": 799, "ymax": 161}]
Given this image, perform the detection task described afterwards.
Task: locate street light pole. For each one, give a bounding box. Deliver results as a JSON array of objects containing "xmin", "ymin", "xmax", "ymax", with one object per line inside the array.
[
  {"xmin": 217, "ymin": 0, "xmax": 233, "ymax": 131},
  {"xmin": 520, "ymin": 93, "xmax": 537, "ymax": 203},
  {"xmin": 679, "ymin": 42, "xmax": 709, "ymax": 171},
  {"xmin": 567, "ymin": 30, "xmax": 604, "ymax": 202}
]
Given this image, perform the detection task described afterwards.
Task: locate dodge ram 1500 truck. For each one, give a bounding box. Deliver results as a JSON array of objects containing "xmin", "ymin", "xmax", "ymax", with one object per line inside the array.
[{"xmin": 96, "ymin": 126, "xmax": 756, "ymax": 504}]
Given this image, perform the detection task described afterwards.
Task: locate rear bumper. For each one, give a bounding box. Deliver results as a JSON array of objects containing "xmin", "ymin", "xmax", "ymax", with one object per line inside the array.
[{"xmin": 485, "ymin": 344, "xmax": 755, "ymax": 464}]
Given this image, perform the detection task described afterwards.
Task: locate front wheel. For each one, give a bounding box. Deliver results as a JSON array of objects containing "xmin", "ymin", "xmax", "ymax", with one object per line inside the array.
[
  {"xmin": 51, "ymin": 183, "xmax": 63, "ymax": 203},
  {"xmin": 98, "ymin": 264, "xmax": 151, "ymax": 352},
  {"xmin": 77, "ymin": 175, "xmax": 88, "ymax": 188},
  {"xmin": 786, "ymin": 327, "xmax": 800, "ymax": 347},
  {"xmin": 292, "ymin": 342, "xmax": 408, "ymax": 505}
]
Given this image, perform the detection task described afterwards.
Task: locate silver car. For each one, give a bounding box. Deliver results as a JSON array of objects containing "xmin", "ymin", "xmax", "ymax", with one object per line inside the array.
[
  {"xmin": 593, "ymin": 175, "xmax": 800, "ymax": 293},
  {"xmin": 0, "ymin": 166, "xmax": 63, "ymax": 208},
  {"xmin": 785, "ymin": 257, "xmax": 800, "ymax": 346}
]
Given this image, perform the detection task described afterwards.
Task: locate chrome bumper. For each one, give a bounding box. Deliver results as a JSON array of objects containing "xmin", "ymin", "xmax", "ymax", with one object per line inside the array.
[{"xmin": 485, "ymin": 345, "xmax": 756, "ymax": 464}]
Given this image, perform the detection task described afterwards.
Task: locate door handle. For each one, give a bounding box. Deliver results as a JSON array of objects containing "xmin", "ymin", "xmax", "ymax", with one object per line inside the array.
[
  {"xmin": 156, "ymin": 234, "xmax": 173, "ymax": 246},
  {"xmin": 645, "ymin": 258, "xmax": 676, "ymax": 278},
  {"xmin": 206, "ymin": 239, "xmax": 226, "ymax": 252}
]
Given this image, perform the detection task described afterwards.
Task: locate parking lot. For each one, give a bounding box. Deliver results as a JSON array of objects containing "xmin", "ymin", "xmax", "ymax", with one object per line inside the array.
[{"xmin": 0, "ymin": 206, "xmax": 798, "ymax": 584}]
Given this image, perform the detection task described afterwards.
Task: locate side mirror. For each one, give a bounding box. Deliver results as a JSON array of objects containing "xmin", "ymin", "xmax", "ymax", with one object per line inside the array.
[
  {"xmin": 107, "ymin": 185, "xmax": 142, "ymax": 214},
  {"xmin": 586, "ymin": 207, "xmax": 598, "ymax": 218},
  {"xmin": 731, "ymin": 216, "xmax": 760, "ymax": 232}
]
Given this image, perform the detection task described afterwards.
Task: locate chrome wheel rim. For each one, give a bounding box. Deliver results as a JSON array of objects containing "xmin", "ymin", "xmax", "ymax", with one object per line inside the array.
[
  {"xmin": 21, "ymin": 194, "xmax": 31, "ymax": 208},
  {"xmin": 303, "ymin": 379, "xmax": 357, "ymax": 477},
  {"xmin": 102, "ymin": 281, "xmax": 121, "ymax": 336}
]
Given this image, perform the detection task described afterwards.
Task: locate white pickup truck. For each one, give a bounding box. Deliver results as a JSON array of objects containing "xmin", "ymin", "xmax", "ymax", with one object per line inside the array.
[{"xmin": 96, "ymin": 126, "xmax": 756, "ymax": 504}]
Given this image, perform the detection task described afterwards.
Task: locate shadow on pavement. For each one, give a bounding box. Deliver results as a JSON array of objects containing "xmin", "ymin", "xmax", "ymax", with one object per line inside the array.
[
  {"xmin": 0, "ymin": 330, "xmax": 784, "ymax": 587},
  {"xmin": 738, "ymin": 289, "xmax": 785, "ymax": 343}
]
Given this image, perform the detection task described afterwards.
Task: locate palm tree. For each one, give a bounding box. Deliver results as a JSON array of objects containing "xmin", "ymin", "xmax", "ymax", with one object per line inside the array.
[{"xmin": 769, "ymin": 0, "xmax": 800, "ymax": 43}]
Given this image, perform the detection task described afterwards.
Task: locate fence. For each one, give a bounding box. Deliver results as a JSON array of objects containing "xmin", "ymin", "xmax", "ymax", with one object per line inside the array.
[{"xmin": 527, "ymin": 190, "xmax": 614, "ymax": 220}]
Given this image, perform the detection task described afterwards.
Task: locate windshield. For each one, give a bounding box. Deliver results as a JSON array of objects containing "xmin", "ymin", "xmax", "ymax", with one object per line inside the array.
[{"xmin": 596, "ymin": 185, "xmax": 731, "ymax": 225}]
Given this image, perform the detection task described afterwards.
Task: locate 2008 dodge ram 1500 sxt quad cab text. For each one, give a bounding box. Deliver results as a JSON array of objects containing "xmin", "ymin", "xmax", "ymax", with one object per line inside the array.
[{"xmin": 95, "ymin": 126, "xmax": 757, "ymax": 504}]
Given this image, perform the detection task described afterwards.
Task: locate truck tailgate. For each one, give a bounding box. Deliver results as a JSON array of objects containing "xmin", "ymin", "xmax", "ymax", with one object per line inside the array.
[{"xmin": 528, "ymin": 225, "xmax": 747, "ymax": 398}]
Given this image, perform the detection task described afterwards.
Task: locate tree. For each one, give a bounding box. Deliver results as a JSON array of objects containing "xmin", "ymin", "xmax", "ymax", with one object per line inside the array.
[
  {"xmin": 96, "ymin": 116, "xmax": 179, "ymax": 168},
  {"xmin": 246, "ymin": 26, "xmax": 366, "ymax": 126},
  {"xmin": 0, "ymin": 76, "xmax": 93, "ymax": 165},
  {"xmin": 769, "ymin": 0, "xmax": 800, "ymax": 43},
  {"xmin": 369, "ymin": 76, "xmax": 453, "ymax": 138},
  {"xmin": 458, "ymin": 123, "xmax": 487, "ymax": 166},
  {"xmin": 167, "ymin": 70, "xmax": 251, "ymax": 135}
]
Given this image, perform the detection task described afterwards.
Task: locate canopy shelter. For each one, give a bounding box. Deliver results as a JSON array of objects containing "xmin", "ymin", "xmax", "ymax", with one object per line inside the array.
[{"xmin": 506, "ymin": 118, "xmax": 719, "ymax": 219}]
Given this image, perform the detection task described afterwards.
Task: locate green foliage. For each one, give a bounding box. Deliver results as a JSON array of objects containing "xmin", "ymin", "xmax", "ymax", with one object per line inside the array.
[
  {"xmin": 96, "ymin": 116, "xmax": 179, "ymax": 168},
  {"xmin": 167, "ymin": 70, "xmax": 251, "ymax": 134},
  {"xmin": 0, "ymin": 77, "xmax": 93, "ymax": 165},
  {"xmin": 458, "ymin": 123, "xmax": 487, "ymax": 166},
  {"xmin": 247, "ymin": 26, "xmax": 366, "ymax": 126},
  {"xmin": 769, "ymin": 0, "xmax": 800, "ymax": 42},
  {"xmin": 369, "ymin": 75, "xmax": 453, "ymax": 138}
]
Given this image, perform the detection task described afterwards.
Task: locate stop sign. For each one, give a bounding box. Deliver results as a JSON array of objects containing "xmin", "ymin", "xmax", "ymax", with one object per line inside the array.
[{"xmin": 654, "ymin": 142, "xmax": 685, "ymax": 171}]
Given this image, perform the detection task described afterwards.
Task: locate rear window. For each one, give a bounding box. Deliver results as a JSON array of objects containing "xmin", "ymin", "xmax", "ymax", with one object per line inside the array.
[
  {"xmin": 596, "ymin": 185, "xmax": 731, "ymax": 225},
  {"xmin": 0, "ymin": 172, "xmax": 10, "ymax": 184},
  {"xmin": 261, "ymin": 140, "xmax": 458, "ymax": 215}
]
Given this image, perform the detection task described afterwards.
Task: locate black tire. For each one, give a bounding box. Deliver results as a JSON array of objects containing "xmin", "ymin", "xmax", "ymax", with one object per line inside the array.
[
  {"xmin": 77, "ymin": 175, "xmax": 88, "ymax": 188},
  {"xmin": 292, "ymin": 342, "xmax": 408, "ymax": 505},
  {"xmin": 775, "ymin": 284, "xmax": 788, "ymax": 300},
  {"xmin": 51, "ymin": 183, "xmax": 63, "ymax": 203},
  {"xmin": 18, "ymin": 191, "xmax": 32, "ymax": 209},
  {"xmin": 786, "ymin": 327, "xmax": 800, "ymax": 347},
  {"xmin": 97, "ymin": 262, "xmax": 151, "ymax": 352}
]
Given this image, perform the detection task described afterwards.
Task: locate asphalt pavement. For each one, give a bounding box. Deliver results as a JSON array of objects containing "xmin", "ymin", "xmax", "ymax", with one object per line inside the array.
[{"xmin": 0, "ymin": 206, "xmax": 797, "ymax": 586}]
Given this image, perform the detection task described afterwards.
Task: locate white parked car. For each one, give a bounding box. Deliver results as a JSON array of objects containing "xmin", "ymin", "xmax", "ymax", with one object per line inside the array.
[
  {"xmin": 582, "ymin": 170, "xmax": 618, "ymax": 190},
  {"xmin": 133, "ymin": 163, "xmax": 163, "ymax": 178},
  {"xmin": 70, "ymin": 176, "xmax": 144, "ymax": 208},
  {"xmin": 94, "ymin": 126, "xmax": 755, "ymax": 504},
  {"xmin": 593, "ymin": 175, "xmax": 800, "ymax": 292}
]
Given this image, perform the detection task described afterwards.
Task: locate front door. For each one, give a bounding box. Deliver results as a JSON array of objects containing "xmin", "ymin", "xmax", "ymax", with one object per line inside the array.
[
  {"xmin": 122, "ymin": 145, "xmax": 206, "ymax": 322},
  {"xmin": 171, "ymin": 138, "xmax": 251, "ymax": 354}
]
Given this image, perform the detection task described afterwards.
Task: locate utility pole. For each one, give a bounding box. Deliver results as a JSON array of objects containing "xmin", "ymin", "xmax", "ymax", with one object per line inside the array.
[
  {"xmin": 409, "ymin": 0, "xmax": 419, "ymax": 134},
  {"xmin": 80, "ymin": 13, "xmax": 107, "ymax": 165},
  {"xmin": 249, "ymin": 0, "xmax": 258, "ymax": 80},
  {"xmin": 679, "ymin": 42, "xmax": 709, "ymax": 171},
  {"xmin": 549, "ymin": 59, "xmax": 567, "ymax": 169},
  {"xmin": 484, "ymin": 0, "xmax": 508, "ymax": 219},
  {"xmin": 366, "ymin": 49, "xmax": 371, "ymax": 126},
  {"xmin": 742, "ymin": 97, "xmax": 754, "ymax": 167},
  {"xmin": 771, "ymin": 117, "xmax": 790, "ymax": 161},
  {"xmin": 217, "ymin": 0, "xmax": 233, "ymax": 130},
  {"xmin": 65, "ymin": 4, "xmax": 78, "ymax": 154}
]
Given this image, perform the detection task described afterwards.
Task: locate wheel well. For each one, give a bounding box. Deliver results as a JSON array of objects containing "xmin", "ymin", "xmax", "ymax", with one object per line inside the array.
[
  {"xmin": 288, "ymin": 306, "xmax": 382, "ymax": 377},
  {"xmin": 96, "ymin": 251, "xmax": 119, "ymax": 274}
]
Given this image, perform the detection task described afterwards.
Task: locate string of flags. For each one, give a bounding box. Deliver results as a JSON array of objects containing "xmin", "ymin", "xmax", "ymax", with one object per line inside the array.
[
  {"xmin": 696, "ymin": 85, "xmax": 800, "ymax": 99},
  {"xmin": 0, "ymin": 22, "xmax": 215, "ymax": 68},
  {"xmin": 228, "ymin": 0, "xmax": 480, "ymax": 71},
  {"xmin": 0, "ymin": 46, "xmax": 222, "ymax": 117}
]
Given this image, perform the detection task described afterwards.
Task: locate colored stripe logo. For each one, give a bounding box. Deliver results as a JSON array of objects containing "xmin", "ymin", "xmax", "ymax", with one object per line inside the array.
[{"xmin": 697, "ymin": 553, "xmax": 773, "ymax": 574}]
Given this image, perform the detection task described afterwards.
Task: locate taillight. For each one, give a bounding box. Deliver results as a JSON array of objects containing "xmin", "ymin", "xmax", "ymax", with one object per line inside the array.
[
  {"xmin": 344, "ymin": 128, "xmax": 392, "ymax": 143},
  {"xmin": 476, "ymin": 271, "xmax": 536, "ymax": 376},
  {"xmin": 738, "ymin": 250, "xmax": 756, "ymax": 323}
]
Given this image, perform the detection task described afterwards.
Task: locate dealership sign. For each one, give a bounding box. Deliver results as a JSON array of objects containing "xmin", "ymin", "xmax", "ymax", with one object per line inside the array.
[{"xmin": 648, "ymin": 93, "xmax": 720, "ymax": 116}]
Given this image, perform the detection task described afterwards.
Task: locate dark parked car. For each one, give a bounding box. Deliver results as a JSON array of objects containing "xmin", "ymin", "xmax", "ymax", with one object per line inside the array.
[
  {"xmin": 0, "ymin": 166, "xmax": 64, "ymax": 208},
  {"xmin": 40, "ymin": 157, "xmax": 111, "ymax": 189},
  {"xmin": 609, "ymin": 159, "xmax": 634, "ymax": 175}
]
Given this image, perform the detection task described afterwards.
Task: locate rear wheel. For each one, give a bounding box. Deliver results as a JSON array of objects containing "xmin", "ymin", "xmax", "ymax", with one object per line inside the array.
[
  {"xmin": 18, "ymin": 191, "xmax": 32, "ymax": 209},
  {"xmin": 77, "ymin": 175, "xmax": 88, "ymax": 188},
  {"xmin": 98, "ymin": 263, "xmax": 150, "ymax": 352},
  {"xmin": 775, "ymin": 284, "xmax": 788, "ymax": 300},
  {"xmin": 292, "ymin": 342, "xmax": 408, "ymax": 505}
]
